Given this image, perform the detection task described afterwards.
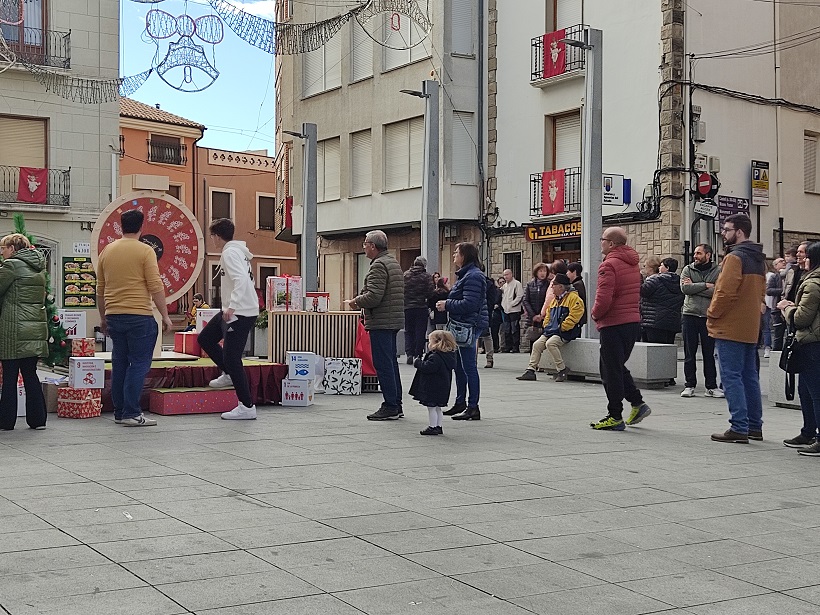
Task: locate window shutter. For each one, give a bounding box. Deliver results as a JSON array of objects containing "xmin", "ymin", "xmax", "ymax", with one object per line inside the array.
[
  {"xmin": 350, "ymin": 129, "xmax": 372, "ymax": 196},
  {"xmin": 317, "ymin": 141, "xmax": 326, "ymax": 201},
  {"xmin": 384, "ymin": 121, "xmax": 408, "ymax": 190},
  {"xmin": 410, "ymin": 18, "xmax": 431, "ymax": 62},
  {"xmin": 554, "ymin": 113, "xmax": 581, "ymax": 170},
  {"xmin": 351, "ymin": 20, "xmax": 373, "ymax": 82},
  {"xmin": 452, "ymin": 111, "xmax": 475, "ymax": 185},
  {"xmin": 383, "ymin": 13, "xmax": 410, "ymax": 69},
  {"xmin": 409, "ymin": 116, "xmax": 425, "ymax": 187},
  {"xmin": 805, "ymin": 134, "xmax": 817, "ymax": 192},
  {"xmin": 302, "ymin": 45, "xmax": 324, "ymax": 97},
  {"xmin": 0, "ymin": 117, "xmax": 46, "ymax": 167},
  {"xmin": 556, "ymin": 0, "xmax": 582, "ymax": 30},
  {"xmin": 325, "ymin": 30, "xmax": 342, "ymax": 89},
  {"xmin": 451, "ymin": 0, "xmax": 474, "ymax": 55},
  {"xmin": 324, "ymin": 137, "xmax": 341, "ymax": 201}
]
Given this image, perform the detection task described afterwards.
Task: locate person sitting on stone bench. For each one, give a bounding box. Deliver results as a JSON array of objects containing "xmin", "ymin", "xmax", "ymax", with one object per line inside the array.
[{"xmin": 517, "ymin": 274, "xmax": 585, "ymax": 382}]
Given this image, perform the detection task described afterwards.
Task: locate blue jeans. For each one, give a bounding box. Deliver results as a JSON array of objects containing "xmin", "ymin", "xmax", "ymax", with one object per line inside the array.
[
  {"xmin": 716, "ymin": 339, "xmax": 763, "ymax": 435},
  {"xmin": 455, "ymin": 328, "xmax": 480, "ymax": 407},
  {"xmin": 797, "ymin": 341, "xmax": 820, "ymax": 440},
  {"xmin": 107, "ymin": 314, "xmax": 157, "ymax": 420},
  {"xmin": 369, "ymin": 329, "xmax": 402, "ymax": 408}
]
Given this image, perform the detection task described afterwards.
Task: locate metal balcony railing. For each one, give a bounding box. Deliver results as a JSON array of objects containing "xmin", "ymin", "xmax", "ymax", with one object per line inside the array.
[
  {"xmin": 531, "ymin": 24, "xmax": 585, "ymax": 82},
  {"xmin": 147, "ymin": 140, "xmax": 187, "ymax": 166},
  {"xmin": 530, "ymin": 166, "xmax": 582, "ymax": 217},
  {"xmin": 0, "ymin": 26, "xmax": 71, "ymax": 69},
  {"xmin": 0, "ymin": 165, "xmax": 71, "ymax": 207}
]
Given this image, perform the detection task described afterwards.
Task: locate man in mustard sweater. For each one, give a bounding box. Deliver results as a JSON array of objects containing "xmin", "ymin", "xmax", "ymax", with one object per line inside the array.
[
  {"xmin": 707, "ymin": 214, "xmax": 767, "ymax": 444},
  {"xmin": 97, "ymin": 209, "xmax": 172, "ymax": 427}
]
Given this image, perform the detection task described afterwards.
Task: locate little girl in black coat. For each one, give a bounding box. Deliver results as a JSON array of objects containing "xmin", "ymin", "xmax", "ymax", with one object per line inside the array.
[{"xmin": 408, "ymin": 330, "xmax": 457, "ymax": 435}]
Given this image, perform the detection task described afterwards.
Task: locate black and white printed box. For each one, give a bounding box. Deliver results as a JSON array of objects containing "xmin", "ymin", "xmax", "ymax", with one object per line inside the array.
[{"xmin": 323, "ymin": 358, "xmax": 362, "ymax": 396}]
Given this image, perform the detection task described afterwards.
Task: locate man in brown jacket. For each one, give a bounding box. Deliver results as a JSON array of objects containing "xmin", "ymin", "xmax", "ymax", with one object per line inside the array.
[
  {"xmin": 707, "ymin": 214, "xmax": 767, "ymax": 444},
  {"xmin": 346, "ymin": 230, "xmax": 405, "ymax": 421}
]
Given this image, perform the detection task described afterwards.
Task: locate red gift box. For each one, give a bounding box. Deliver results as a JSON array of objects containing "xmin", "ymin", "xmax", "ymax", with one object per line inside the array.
[
  {"xmin": 149, "ymin": 388, "xmax": 239, "ymax": 415},
  {"xmin": 174, "ymin": 332, "xmax": 201, "ymax": 356},
  {"xmin": 71, "ymin": 338, "xmax": 96, "ymax": 357},
  {"xmin": 57, "ymin": 388, "xmax": 102, "ymax": 418}
]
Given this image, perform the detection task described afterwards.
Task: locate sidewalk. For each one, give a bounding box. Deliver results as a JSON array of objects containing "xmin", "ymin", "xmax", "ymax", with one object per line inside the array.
[{"xmin": 1, "ymin": 353, "xmax": 818, "ymax": 615}]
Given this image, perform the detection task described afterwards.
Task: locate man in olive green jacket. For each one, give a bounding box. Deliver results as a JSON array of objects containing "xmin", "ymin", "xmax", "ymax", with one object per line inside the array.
[{"xmin": 346, "ymin": 230, "xmax": 405, "ymax": 421}]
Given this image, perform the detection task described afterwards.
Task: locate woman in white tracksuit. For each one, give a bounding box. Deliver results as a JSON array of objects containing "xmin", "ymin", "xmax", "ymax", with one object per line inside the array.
[{"xmin": 198, "ymin": 218, "xmax": 261, "ymax": 420}]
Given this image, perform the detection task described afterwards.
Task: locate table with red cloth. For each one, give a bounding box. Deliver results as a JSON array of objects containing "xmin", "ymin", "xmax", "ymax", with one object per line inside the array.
[{"xmin": 100, "ymin": 358, "xmax": 288, "ymax": 413}]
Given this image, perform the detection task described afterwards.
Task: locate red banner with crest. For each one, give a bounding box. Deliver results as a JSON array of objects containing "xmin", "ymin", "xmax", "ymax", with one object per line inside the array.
[
  {"xmin": 541, "ymin": 169, "xmax": 566, "ymax": 216},
  {"xmin": 17, "ymin": 167, "xmax": 48, "ymax": 204},
  {"xmin": 542, "ymin": 29, "xmax": 567, "ymax": 79}
]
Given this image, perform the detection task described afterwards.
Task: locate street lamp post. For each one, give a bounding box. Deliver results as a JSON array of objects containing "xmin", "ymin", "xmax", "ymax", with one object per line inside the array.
[
  {"xmin": 284, "ymin": 123, "xmax": 318, "ymax": 293},
  {"xmin": 564, "ymin": 28, "xmax": 603, "ymax": 339},
  {"xmin": 401, "ymin": 80, "xmax": 440, "ymax": 275}
]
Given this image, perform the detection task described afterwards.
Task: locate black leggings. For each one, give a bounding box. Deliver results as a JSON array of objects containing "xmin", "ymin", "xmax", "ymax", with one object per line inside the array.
[
  {"xmin": 198, "ymin": 314, "xmax": 256, "ymax": 407},
  {"xmin": 1, "ymin": 357, "xmax": 47, "ymax": 430}
]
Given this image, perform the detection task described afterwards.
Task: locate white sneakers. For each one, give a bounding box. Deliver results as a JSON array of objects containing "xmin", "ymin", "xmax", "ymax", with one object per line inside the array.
[
  {"xmin": 122, "ymin": 414, "xmax": 157, "ymax": 427},
  {"xmin": 705, "ymin": 388, "xmax": 725, "ymax": 398},
  {"xmin": 680, "ymin": 387, "xmax": 696, "ymax": 398},
  {"xmin": 221, "ymin": 404, "xmax": 257, "ymax": 420},
  {"xmin": 763, "ymin": 347, "xmax": 771, "ymax": 358},
  {"xmin": 209, "ymin": 372, "xmax": 234, "ymax": 388}
]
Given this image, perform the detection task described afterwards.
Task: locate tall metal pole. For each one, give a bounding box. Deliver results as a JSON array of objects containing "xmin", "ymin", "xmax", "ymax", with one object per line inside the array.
[
  {"xmin": 580, "ymin": 28, "xmax": 603, "ymax": 339},
  {"xmin": 421, "ymin": 80, "xmax": 440, "ymax": 276},
  {"xmin": 301, "ymin": 122, "xmax": 318, "ymax": 293}
]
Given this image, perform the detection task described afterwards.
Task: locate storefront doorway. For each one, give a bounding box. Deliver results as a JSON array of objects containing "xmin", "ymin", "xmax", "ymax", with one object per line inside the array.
[{"xmin": 541, "ymin": 238, "xmax": 581, "ymax": 265}]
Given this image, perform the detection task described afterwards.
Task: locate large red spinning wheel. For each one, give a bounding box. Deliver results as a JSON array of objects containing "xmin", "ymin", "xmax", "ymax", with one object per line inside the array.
[{"xmin": 91, "ymin": 191, "xmax": 204, "ymax": 304}]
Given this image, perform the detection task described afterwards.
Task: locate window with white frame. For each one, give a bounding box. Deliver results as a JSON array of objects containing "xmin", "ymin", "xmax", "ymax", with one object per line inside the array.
[
  {"xmin": 805, "ymin": 132, "xmax": 820, "ymax": 193},
  {"xmin": 302, "ymin": 29, "xmax": 342, "ymax": 97},
  {"xmin": 0, "ymin": 115, "xmax": 46, "ymax": 167},
  {"xmin": 317, "ymin": 137, "xmax": 341, "ymax": 202},
  {"xmin": 451, "ymin": 0, "xmax": 474, "ymax": 55},
  {"xmin": 258, "ymin": 264, "xmax": 280, "ymax": 287},
  {"xmin": 351, "ymin": 19, "xmax": 373, "ymax": 82},
  {"xmin": 257, "ymin": 194, "xmax": 276, "ymax": 230},
  {"xmin": 384, "ymin": 117, "xmax": 424, "ymax": 191},
  {"xmin": 452, "ymin": 111, "xmax": 476, "ymax": 185},
  {"xmin": 350, "ymin": 129, "xmax": 372, "ymax": 197},
  {"xmin": 382, "ymin": 14, "xmax": 431, "ymax": 71},
  {"xmin": 210, "ymin": 189, "xmax": 233, "ymax": 223}
]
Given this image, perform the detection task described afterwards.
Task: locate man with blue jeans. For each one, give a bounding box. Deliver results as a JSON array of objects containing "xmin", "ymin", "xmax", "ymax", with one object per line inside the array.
[
  {"xmin": 346, "ymin": 230, "xmax": 405, "ymax": 421},
  {"xmin": 707, "ymin": 214, "xmax": 767, "ymax": 443},
  {"xmin": 97, "ymin": 209, "xmax": 172, "ymax": 427}
]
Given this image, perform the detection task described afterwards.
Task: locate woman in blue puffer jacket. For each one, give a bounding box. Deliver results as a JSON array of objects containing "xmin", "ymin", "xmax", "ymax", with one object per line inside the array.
[{"xmin": 435, "ymin": 242, "xmax": 489, "ymax": 421}]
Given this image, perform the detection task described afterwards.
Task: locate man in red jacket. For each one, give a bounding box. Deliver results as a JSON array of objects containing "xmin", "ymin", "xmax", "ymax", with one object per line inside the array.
[{"xmin": 590, "ymin": 227, "xmax": 652, "ymax": 431}]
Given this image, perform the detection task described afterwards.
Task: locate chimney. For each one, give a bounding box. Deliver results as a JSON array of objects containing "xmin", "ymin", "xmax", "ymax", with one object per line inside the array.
[{"xmin": 155, "ymin": 103, "xmax": 160, "ymax": 109}]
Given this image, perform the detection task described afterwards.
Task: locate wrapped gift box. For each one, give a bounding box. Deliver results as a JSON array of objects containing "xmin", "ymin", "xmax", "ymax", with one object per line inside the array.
[
  {"xmin": 149, "ymin": 388, "xmax": 238, "ymax": 415},
  {"xmin": 58, "ymin": 310, "xmax": 87, "ymax": 339},
  {"xmin": 266, "ymin": 275, "xmax": 303, "ymax": 312},
  {"xmin": 42, "ymin": 380, "xmax": 67, "ymax": 414},
  {"xmin": 304, "ymin": 292, "xmax": 330, "ymax": 313},
  {"xmin": 57, "ymin": 388, "xmax": 102, "ymax": 419},
  {"xmin": 196, "ymin": 308, "xmax": 221, "ymax": 332},
  {"xmin": 281, "ymin": 378, "xmax": 314, "ymax": 407},
  {"xmin": 68, "ymin": 357, "xmax": 105, "ymax": 389},
  {"xmin": 174, "ymin": 332, "xmax": 201, "ymax": 356},
  {"xmin": 71, "ymin": 338, "xmax": 96, "ymax": 357},
  {"xmin": 323, "ymin": 358, "xmax": 362, "ymax": 395},
  {"xmin": 287, "ymin": 351, "xmax": 316, "ymax": 381}
]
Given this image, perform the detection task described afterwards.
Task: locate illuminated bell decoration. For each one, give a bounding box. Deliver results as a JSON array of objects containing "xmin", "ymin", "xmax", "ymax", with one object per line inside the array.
[{"xmin": 156, "ymin": 36, "xmax": 219, "ymax": 92}]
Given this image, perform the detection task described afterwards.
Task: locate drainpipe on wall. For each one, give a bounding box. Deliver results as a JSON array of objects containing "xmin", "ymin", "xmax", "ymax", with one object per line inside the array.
[
  {"xmin": 773, "ymin": 0, "xmax": 784, "ymax": 240},
  {"xmin": 477, "ymin": 0, "xmax": 486, "ymax": 262},
  {"xmin": 192, "ymin": 133, "xmax": 204, "ymax": 294}
]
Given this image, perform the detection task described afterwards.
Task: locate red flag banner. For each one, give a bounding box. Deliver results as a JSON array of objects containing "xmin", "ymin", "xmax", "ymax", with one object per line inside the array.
[
  {"xmin": 17, "ymin": 167, "xmax": 48, "ymax": 204},
  {"xmin": 541, "ymin": 169, "xmax": 566, "ymax": 215},
  {"xmin": 542, "ymin": 29, "xmax": 567, "ymax": 79}
]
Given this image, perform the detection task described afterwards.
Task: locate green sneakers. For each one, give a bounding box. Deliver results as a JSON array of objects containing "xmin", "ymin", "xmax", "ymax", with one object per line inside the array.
[
  {"xmin": 590, "ymin": 416, "xmax": 625, "ymax": 431},
  {"xmin": 626, "ymin": 403, "xmax": 652, "ymax": 426}
]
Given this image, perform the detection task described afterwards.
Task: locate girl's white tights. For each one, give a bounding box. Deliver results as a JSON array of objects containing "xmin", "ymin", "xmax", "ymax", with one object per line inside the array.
[{"xmin": 427, "ymin": 406, "xmax": 443, "ymax": 427}]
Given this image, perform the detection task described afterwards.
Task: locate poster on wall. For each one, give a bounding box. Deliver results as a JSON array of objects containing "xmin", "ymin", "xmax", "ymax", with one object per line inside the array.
[{"xmin": 62, "ymin": 257, "xmax": 97, "ymax": 309}]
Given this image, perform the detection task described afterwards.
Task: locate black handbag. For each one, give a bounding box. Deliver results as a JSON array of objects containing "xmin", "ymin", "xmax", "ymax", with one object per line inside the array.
[{"xmin": 779, "ymin": 322, "xmax": 802, "ymax": 401}]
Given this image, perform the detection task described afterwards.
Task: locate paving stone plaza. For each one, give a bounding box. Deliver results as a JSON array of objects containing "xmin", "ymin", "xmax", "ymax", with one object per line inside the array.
[{"xmin": 1, "ymin": 355, "xmax": 818, "ymax": 615}]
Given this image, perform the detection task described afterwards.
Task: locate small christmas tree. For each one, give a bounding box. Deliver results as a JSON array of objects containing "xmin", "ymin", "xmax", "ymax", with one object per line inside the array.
[{"xmin": 12, "ymin": 214, "xmax": 69, "ymax": 366}]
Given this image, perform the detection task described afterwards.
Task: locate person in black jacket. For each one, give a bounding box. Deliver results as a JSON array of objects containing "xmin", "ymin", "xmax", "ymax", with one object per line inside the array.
[
  {"xmin": 409, "ymin": 330, "xmax": 458, "ymax": 435},
  {"xmin": 427, "ymin": 278, "xmax": 450, "ymax": 330},
  {"xmin": 522, "ymin": 263, "xmax": 550, "ymax": 332},
  {"xmin": 403, "ymin": 256, "xmax": 435, "ymax": 364},
  {"xmin": 567, "ymin": 262, "xmax": 587, "ymax": 329},
  {"xmin": 640, "ymin": 257, "xmax": 684, "ymax": 344},
  {"xmin": 478, "ymin": 273, "xmax": 501, "ymax": 368},
  {"xmin": 491, "ymin": 276, "xmax": 504, "ymax": 352}
]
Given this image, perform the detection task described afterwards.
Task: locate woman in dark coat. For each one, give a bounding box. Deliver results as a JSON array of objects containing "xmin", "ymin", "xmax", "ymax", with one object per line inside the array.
[
  {"xmin": 522, "ymin": 262, "xmax": 550, "ymax": 329},
  {"xmin": 436, "ymin": 242, "xmax": 489, "ymax": 421},
  {"xmin": 0, "ymin": 234, "xmax": 48, "ymax": 431},
  {"xmin": 640, "ymin": 257, "xmax": 684, "ymax": 344},
  {"xmin": 427, "ymin": 278, "xmax": 450, "ymax": 330}
]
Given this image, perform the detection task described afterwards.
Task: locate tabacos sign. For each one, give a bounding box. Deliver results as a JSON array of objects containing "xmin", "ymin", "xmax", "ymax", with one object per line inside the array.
[{"xmin": 525, "ymin": 220, "xmax": 582, "ymax": 242}]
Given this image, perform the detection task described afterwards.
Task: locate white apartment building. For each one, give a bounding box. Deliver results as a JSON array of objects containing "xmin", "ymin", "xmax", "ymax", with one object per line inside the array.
[
  {"xmin": 489, "ymin": 0, "xmax": 820, "ymax": 281},
  {"xmin": 0, "ymin": 0, "xmax": 119, "ymax": 308},
  {"xmin": 275, "ymin": 0, "xmax": 486, "ymax": 309}
]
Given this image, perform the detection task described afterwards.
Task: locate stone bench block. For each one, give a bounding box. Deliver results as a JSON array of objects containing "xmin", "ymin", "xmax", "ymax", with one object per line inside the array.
[{"xmin": 537, "ymin": 338, "xmax": 677, "ymax": 388}]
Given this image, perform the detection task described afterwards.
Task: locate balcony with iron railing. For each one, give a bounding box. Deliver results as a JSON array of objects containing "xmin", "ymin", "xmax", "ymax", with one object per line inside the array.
[
  {"xmin": 530, "ymin": 167, "xmax": 581, "ymax": 218},
  {"xmin": 0, "ymin": 165, "xmax": 71, "ymax": 208},
  {"xmin": 0, "ymin": 25, "xmax": 71, "ymax": 69},
  {"xmin": 147, "ymin": 140, "xmax": 187, "ymax": 166},
  {"xmin": 531, "ymin": 23, "xmax": 585, "ymax": 86}
]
